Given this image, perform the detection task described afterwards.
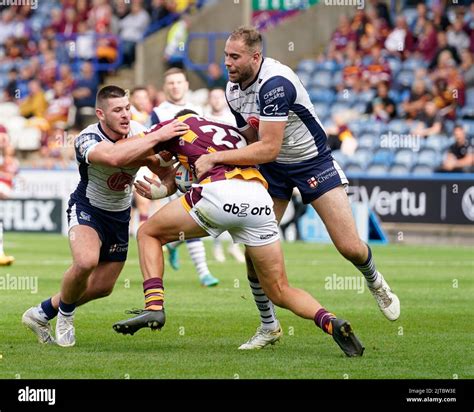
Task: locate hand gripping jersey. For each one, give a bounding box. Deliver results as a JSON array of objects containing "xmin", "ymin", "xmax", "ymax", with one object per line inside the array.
[
  {"xmin": 149, "ymin": 113, "xmax": 267, "ymax": 188},
  {"xmin": 71, "ymin": 120, "xmax": 146, "ymax": 212},
  {"xmin": 226, "ymin": 57, "xmax": 329, "ymax": 164}
]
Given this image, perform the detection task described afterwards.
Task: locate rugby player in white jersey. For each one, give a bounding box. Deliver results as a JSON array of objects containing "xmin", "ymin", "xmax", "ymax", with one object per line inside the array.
[
  {"xmin": 22, "ymin": 85, "xmax": 189, "ymax": 347},
  {"xmin": 196, "ymin": 27, "xmax": 400, "ymax": 350},
  {"xmin": 150, "ymin": 68, "xmax": 220, "ymax": 287}
]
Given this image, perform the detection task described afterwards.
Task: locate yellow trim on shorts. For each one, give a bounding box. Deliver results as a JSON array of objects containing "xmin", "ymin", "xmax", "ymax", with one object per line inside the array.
[
  {"xmin": 180, "ymin": 195, "xmax": 192, "ymax": 212},
  {"xmin": 225, "ymin": 167, "xmax": 268, "ymax": 189}
]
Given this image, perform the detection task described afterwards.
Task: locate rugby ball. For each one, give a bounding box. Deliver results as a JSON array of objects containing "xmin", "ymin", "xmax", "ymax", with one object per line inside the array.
[{"xmin": 175, "ymin": 163, "xmax": 197, "ymax": 193}]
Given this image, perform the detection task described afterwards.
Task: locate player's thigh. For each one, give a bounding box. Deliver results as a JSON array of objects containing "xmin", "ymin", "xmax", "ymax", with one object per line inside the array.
[
  {"xmin": 310, "ymin": 185, "xmax": 360, "ymax": 246},
  {"xmin": 245, "ymin": 241, "xmax": 288, "ymax": 290},
  {"xmin": 86, "ymin": 261, "xmax": 125, "ymax": 294},
  {"xmin": 68, "ymin": 225, "xmax": 101, "ymax": 268},
  {"xmin": 138, "ymin": 196, "xmax": 208, "ymax": 244}
]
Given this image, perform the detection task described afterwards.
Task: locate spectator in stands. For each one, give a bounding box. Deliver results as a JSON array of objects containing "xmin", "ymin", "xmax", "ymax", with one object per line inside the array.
[
  {"xmin": 75, "ymin": 21, "xmax": 95, "ymax": 61},
  {"xmin": 410, "ymin": 2, "xmax": 428, "ymax": 37},
  {"xmin": 149, "ymin": 0, "xmax": 171, "ymax": 22},
  {"xmin": 45, "ymin": 81, "xmax": 73, "ymax": 128},
  {"xmin": 366, "ymin": 80, "xmax": 396, "ymax": 121},
  {"xmin": 447, "ymin": 16, "xmax": 470, "ymax": 56},
  {"xmin": 438, "ymin": 124, "xmax": 474, "ymax": 173},
  {"xmin": 330, "ymin": 15, "xmax": 356, "ymax": 52},
  {"xmin": 130, "ymin": 86, "xmax": 152, "ymax": 125},
  {"xmin": 118, "ymin": 0, "xmax": 150, "ymax": 67},
  {"xmin": 62, "ymin": 8, "xmax": 78, "ymax": 37},
  {"xmin": 402, "ymin": 79, "xmax": 432, "ymax": 121},
  {"xmin": 204, "ymin": 88, "xmax": 234, "ymax": 125},
  {"xmin": 197, "ymin": 62, "xmax": 227, "ymax": 89},
  {"xmin": 415, "ymin": 21, "xmax": 438, "ymax": 62},
  {"xmin": 460, "ymin": 49, "xmax": 474, "ymax": 89},
  {"xmin": 429, "ymin": 30, "xmax": 461, "ymax": 71},
  {"xmin": 163, "ymin": 13, "xmax": 190, "ymax": 69},
  {"xmin": 39, "ymin": 50, "xmax": 58, "ymax": 90},
  {"xmin": 89, "ymin": 0, "xmax": 113, "ymax": 33},
  {"xmin": 362, "ymin": 45, "xmax": 391, "ymax": 86},
  {"xmin": 326, "ymin": 112, "xmax": 357, "ymax": 155},
  {"xmin": 72, "ymin": 62, "xmax": 99, "ymax": 128},
  {"xmin": 19, "ymin": 79, "xmax": 47, "ymax": 119},
  {"xmin": 384, "ymin": 15, "xmax": 415, "ymax": 58},
  {"xmin": 3, "ymin": 68, "xmax": 19, "ymax": 102},
  {"xmin": 59, "ymin": 64, "xmax": 76, "ymax": 94},
  {"xmin": 431, "ymin": 4, "xmax": 450, "ymax": 32},
  {"xmin": 411, "ymin": 101, "xmax": 443, "ymax": 138},
  {"xmin": 369, "ymin": 0, "xmax": 392, "ymax": 28}
]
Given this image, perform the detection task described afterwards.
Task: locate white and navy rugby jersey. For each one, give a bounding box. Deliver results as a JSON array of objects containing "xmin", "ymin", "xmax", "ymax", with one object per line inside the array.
[
  {"xmin": 226, "ymin": 57, "xmax": 328, "ymax": 164},
  {"xmin": 149, "ymin": 100, "xmax": 202, "ymax": 125},
  {"xmin": 72, "ymin": 120, "xmax": 146, "ymax": 212}
]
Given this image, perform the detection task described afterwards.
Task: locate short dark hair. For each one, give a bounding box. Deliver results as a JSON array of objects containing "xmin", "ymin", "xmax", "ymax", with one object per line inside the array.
[
  {"xmin": 164, "ymin": 68, "xmax": 188, "ymax": 81},
  {"xmin": 96, "ymin": 85, "xmax": 127, "ymax": 108},
  {"xmin": 229, "ymin": 26, "xmax": 263, "ymax": 53},
  {"xmin": 131, "ymin": 86, "xmax": 148, "ymax": 95},
  {"xmin": 174, "ymin": 109, "xmax": 198, "ymax": 118}
]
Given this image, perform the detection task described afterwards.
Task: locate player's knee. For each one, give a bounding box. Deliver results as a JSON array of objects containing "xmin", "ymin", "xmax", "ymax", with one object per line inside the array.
[
  {"xmin": 72, "ymin": 259, "xmax": 97, "ymax": 276},
  {"xmin": 337, "ymin": 240, "xmax": 366, "ymax": 262},
  {"xmin": 92, "ymin": 284, "xmax": 114, "ymax": 299}
]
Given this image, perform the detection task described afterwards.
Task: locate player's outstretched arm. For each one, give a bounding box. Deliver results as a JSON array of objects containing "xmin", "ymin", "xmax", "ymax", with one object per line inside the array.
[
  {"xmin": 195, "ymin": 120, "xmax": 285, "ymax": 178},
  {"xmin": 87, "ymin": 120, "xmax": 189, "ymax": 167}
]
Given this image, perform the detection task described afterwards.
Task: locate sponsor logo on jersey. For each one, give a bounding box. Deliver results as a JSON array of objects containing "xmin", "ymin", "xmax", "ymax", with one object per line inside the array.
[
  {"xmin": 223, "ymin": 203, "xmax": 271, "ymax": 217},
  {"xmin": 263, "ymin": 86, "xmax": 285, "ymax": 105},
  {"xmin": 107, "ymin": 172, "xmax": 133, "ymax": 191}
]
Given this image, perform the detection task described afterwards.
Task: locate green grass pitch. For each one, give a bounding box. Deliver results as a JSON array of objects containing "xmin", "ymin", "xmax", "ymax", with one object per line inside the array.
[{"xmin": 0, "ymin": 233, "xmax": 473, "ymax": 379}]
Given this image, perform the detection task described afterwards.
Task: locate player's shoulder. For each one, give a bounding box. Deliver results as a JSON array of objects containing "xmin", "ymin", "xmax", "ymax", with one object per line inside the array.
[
  {"xmin": 75, "ymin": 123, "xmax": 102, "ymax": 145},
  {"xmin": 259, "ymin": 57, "xmax": 297, "ymax": 88}
]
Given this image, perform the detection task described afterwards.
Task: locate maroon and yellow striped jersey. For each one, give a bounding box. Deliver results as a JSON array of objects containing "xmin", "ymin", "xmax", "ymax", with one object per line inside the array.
[{"xmin": 149, "ymin": 113, "xmax": 267, "ymax": 188}]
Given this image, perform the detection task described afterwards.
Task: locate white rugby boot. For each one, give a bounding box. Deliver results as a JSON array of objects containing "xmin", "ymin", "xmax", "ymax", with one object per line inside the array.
[
  {"xmin": 55, "ymin": 312, "xmax": 76, "ymax": 347},
  {"xmin": 22, "ymin": 306, "xmax": 55, "ymax": 344},
  {"xmin": 367, "ymin": 273, "xmax": 400, "ymax": 321},
  {"xmin": 238, "ymin": 322, "xmax": 283, "ymax": 350}
]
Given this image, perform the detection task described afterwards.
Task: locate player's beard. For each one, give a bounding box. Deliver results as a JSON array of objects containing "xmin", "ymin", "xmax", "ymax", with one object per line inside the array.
[
  {"xmin": 106, "ymin": 119, "xmax": 130, "ymax": 137},
  {"xmin": 234, "ymin": 65, "xmax": 255, "ymax": 87}
]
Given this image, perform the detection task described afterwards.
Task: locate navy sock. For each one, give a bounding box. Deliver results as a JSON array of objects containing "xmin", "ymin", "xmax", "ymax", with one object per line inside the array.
[
  {"xmin": 59, "ymin": 300, "xmax": 76, "ymax": 316},
  {"xmin": 354, "ymin": 244, "xmax": 379, "ymax": 284},
  {"xmin": 40, "ymin": 298, "xmax": 58, "ymax": 320}
]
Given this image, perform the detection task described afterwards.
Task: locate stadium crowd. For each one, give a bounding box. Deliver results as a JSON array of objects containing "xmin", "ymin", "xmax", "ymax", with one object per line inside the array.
[
  {"xmin": 300, "ymin": 1, "xmax": 474, "ymax": 174},
  {"xmin": 0, "ymin": 0, "xmax": 472, "ymax": 173}
]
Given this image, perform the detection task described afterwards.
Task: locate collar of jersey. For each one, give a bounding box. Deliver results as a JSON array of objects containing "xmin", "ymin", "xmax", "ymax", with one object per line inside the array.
[
  {"xmin": 240, "ymin": 57, "xmax": 265, "ymax": 92},
  {"xmin": 98, "ymin": 122, "xmax": 120, "ymax": 143}
]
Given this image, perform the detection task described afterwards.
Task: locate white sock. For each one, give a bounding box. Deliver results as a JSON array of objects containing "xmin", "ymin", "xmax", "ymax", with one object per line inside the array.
[
  {"xmin": 186, "ymin": 240, "xmax": 210, "ymax": 278},
  {"xmin": 248, "ymin": 279, "xmax": 279, "ymax": 331}
]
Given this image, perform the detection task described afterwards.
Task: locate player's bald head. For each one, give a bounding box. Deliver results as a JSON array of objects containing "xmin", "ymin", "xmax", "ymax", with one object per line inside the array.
[{"xmin": 228, "ymin": 26, "xmax": 263, "ymax": 54}]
